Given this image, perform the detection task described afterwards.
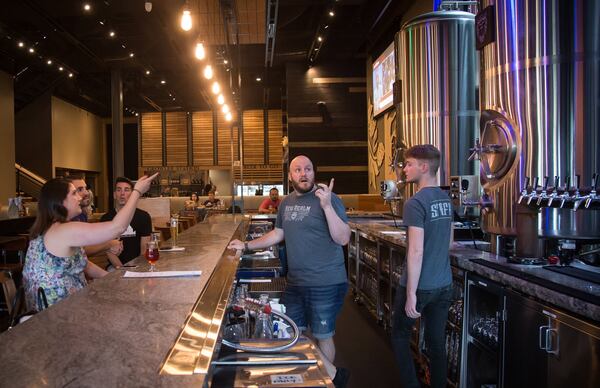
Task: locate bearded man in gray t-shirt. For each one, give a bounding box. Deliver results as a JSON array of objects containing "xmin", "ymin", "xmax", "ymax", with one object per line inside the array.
[
  {"xmin": 391, "ymin": 144, "xmax": 454, "ymax": 388},
  {"xmin": 228, "ymin": 155, "xmax": 351, "ymax": 387}
]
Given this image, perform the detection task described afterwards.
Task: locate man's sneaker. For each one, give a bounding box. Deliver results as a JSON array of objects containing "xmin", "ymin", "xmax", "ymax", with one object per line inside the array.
[{"xmin": 333, "ymin": 367, "xmax": 351, "ymax": 388}]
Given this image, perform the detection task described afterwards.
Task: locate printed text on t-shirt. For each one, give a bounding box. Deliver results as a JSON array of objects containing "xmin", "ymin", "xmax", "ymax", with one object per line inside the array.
[
  {"xmin": 284, "ymin": 205, "xmax": 311, "ymax": 222},
  {"xmin": 430, "ymin": 200, "xmax": 452, "ymax": 219}
]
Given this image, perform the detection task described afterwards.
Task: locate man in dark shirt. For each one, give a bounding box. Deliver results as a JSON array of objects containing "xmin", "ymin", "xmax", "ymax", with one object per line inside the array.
[
  {"xmin": 202, "ymin": 191, "xmax": 221, "ymax": 208},
  {"xmin": 391, "ymin": 145, "xmax": 454, "ymax": 388},
  {"xmin": 100, "ymin": 177, "xmax": 152, "ymax": 268},
  {"xmin": 68, "ymin": 175, "xmax": 91, "ymax": 222}
]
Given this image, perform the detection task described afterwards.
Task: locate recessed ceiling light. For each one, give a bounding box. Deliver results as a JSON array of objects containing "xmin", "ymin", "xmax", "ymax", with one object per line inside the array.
[
  {"xmin": 329, "ymin": 10, "xmax": 335, "ymax": 17},
  {"xmin": 59, "ymin": 66, "xmax": 64, "ymax": 71},
  {"xmin": 324, "ymin": 25, "xmax": 329, "ymax": 29},
  {"xmin": 109, "ymin": 31, "xmax": 116, "ymax": 37},
  {"xmin": 173, "ymin": 97, "xmax": 176, "ymax": 101},
  {"xmin": 28, "ymin": 47, "xmax": 35, "ymax": 53},
  {"xmin": 256, "ymin": 77, "xmax": 262, "ymax": 82},
  {"xmin": 47, "ymin": 59, "xmax": 52, "ymax": 65},
  {"xmin": 317, "ymin": 36, "xmax": 322, "ymax": 42},
  {"xmin": 17, "ymin": 41, "xmax": 24, "ymax": 48},
  {"xmin": 145, "ymin": 70, "xmax": 150, "ymax": 75},
  {"xmin": 161, "ymin": 80, "xmax": 166, "ymax": 84},
  {"xmin": 224, "ymin": 59, "xmax": 228, "ymax": 64},
  {"xmin": 135, "ymin": 113, "xmax": 139, "ymax": 116},
  {"xmin": 83, "ymin": 4, "xmax": 91, "ymax": 12},
  {"xmin": 121, "ymin": 44, "xmax": 126, "ymax": 49},
  {"xmin": 314, "ymin": 48, "xmax": 318, "ymax": 51},
  {"xmin": 129, "ymin": 52, "xmax": 134, "ymax": 57},
  {"xmin": 99, "ymin": 20, "xmax": 105, "ymax": 25},
  {"xmin": 68, "ymin": 73, "xmax": 73, "ymax": 78}
]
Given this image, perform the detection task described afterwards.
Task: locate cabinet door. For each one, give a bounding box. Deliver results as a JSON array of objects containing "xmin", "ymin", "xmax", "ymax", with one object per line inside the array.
[
  {"xmin": 504, "ymin": 293, "xmax": 548, "ymax": 387},
  {"xmin": 547, "ymin": 317, "xmax": 600, "ymax": 388}
]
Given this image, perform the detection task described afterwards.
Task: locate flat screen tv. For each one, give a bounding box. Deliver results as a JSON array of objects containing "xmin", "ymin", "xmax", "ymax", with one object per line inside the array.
[{"xmin": 372, "ymin": 42, "xmax": 395, "ymax": 117}]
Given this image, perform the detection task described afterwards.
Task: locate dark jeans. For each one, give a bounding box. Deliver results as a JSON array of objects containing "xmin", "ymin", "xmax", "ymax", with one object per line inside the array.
[{"xmin": 391, "ymin": 284, "xmax": 453, "ymax": 388}]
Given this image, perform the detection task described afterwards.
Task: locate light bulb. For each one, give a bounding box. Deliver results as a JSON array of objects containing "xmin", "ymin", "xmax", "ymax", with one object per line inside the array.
[
  {"xmin": 181, "ymin": 10, "xmax": 192, "ymax": 31},
  {"xmin": 329, "ymin": 10, "xmax": 335, "ymax": 17},
  {"xmin": 211, "ymin": 82, "xmax": 220, "ymax": 94},
  {"xmin": 222, "ymin": 104, "xmax": 229, "ymax": 114},
  {"xmin": 195, "ymin": 42, "xmax": 205, "ymax": 60},
  {"xmin": 47, "ymin": 59, "xmax": 52, "ymax": 65},
  {"xmin": 225, "ymin": 112, "xmax": 232, "ymax": 121},
  {"xmin": 318, "ymin": 36, "xmax": 322, "ymax": 42},
  {"xmin": 83, "ymin": 4, "xmax": 91, "ymax": 12},
  {"xmin": 203, "ymin": 65, "xmax": 213, "ymax": 79},
  {"xmin": 217, "ymin": 94, "xmax": 224, "ymax": 105},
  {"xmin": 17, "ymin": 42, "xmax": 24, "ymax": 48},
  {"xmin": 58, "ymin": 66, "xmax": 64, "ymax": 71},
  {"xmin": 68, "ymin": 73, "xmax": 73, "ymax": 78}
]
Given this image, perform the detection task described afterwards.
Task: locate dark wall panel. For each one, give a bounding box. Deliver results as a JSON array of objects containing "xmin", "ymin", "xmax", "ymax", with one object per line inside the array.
[{"xmin": 286, "ymin": 61, "xmax": 368, "ymax": 194}]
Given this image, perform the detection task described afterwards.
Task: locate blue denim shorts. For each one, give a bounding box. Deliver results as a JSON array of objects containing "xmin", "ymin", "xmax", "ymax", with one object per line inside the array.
[{"xmin": 281, "ymin": 283, "xmax": 348, "ymax": 339}]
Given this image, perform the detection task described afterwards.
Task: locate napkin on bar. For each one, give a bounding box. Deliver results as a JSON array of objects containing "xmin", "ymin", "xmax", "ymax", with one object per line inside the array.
[{"xmin": 123, "ymin": 270, "xmax": 202, "ymax": 278}]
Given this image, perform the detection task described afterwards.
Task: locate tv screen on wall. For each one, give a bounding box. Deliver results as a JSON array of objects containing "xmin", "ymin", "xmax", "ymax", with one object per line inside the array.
[{"xmin": 372, "ymin": 42, "xmax": 395, "ymax": 117}]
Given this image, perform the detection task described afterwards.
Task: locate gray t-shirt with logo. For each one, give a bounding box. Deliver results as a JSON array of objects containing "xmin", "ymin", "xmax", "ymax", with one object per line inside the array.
[
  {"xmin": 275, "ymin": 189, "xmax": 348, "ymax": 287},
  {"xmin": 400, "ymin": 186, "xmax": 453, "ymax": 290}
]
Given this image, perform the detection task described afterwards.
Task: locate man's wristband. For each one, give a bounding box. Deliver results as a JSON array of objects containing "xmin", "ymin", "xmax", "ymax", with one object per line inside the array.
[
  {"xmin": 133, "ymin": 188, "xmax": 142, "ymax": 195},
  {"xmin": 244, "ymin": 241, "xmax": 249, "ymax": 251}
]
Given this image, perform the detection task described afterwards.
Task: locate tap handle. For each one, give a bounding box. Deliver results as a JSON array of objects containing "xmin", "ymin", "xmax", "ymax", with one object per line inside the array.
[
  {"xmin": 593, "ymin": 173, "xmax": 598, "ymax": 190},
  {"xmin": 553, "ymin": 176, "xmax": 559, "ymax": 190},
  {"xmin": 543, "ymin": 176, "xmax": 550, "ymax": 190},
  {"xmin": 533, "ymin": 176, "xmax": 539, "ymax": 190},
  {"xmin": 524, "ymin": 176, "xmax": 530, "ymax": 191},
  {"xmin": 574, "ymin": 175, "xmax": 579, "ymax": 190}
]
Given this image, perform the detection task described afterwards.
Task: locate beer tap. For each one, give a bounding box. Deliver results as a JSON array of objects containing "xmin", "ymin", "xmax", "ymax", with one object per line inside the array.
[
  {"xmin": 574, "ymin": 173, "xmax": 597, "ymax": 211},
  {"xmin": 536, "ymin": 176, "xmax": 550, "ymax": 206},
  {"xmin": 547, "ymin": 176, "xmax": 560, "ymax": 206},
  {"xmin": 517, "ymin": 176, "xmax": 530, "ymax": 204},
  {"xmin": 559, "ymin": 175, "xmax": 573, "ymax": 208},
  {"xmin": 527, "ymin": 177, "xmax": 539, "ymax": 205}
]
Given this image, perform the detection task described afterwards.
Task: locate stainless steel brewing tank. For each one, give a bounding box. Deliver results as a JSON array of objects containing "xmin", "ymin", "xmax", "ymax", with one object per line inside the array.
[
  {"xmin": 478, "ymin": 0, "xmax": 600, "ymax": 238},
  {"xmin": 397, "ymin": 10, "xmax": 478, "ymax": 196}
]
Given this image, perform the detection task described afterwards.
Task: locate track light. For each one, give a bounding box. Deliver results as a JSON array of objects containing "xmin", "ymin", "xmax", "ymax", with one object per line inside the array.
[{"xmin": 211, "ymin": 82, "xmax": 220, "ymax": 94}]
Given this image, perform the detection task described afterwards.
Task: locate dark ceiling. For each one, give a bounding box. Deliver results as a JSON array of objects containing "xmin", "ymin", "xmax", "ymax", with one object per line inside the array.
[{"xmin": 0, "ymin": 0, "xmax": 415, "ymax": 117}]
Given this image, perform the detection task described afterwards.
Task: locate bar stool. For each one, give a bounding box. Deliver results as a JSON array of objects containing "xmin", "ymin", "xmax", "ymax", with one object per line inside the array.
[
  {"xmin": 0, "ymin": 271, "xmax": 17, "ymax": 316},
  {"xmin": 0, "ymin": 235, "xmax": 28, "ymax": 281}
]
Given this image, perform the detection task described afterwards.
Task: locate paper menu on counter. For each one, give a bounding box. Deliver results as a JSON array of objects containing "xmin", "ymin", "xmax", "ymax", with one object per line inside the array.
[{"xmin": 123, "ymin": 270, "xmax": 202, "ymax": 278}]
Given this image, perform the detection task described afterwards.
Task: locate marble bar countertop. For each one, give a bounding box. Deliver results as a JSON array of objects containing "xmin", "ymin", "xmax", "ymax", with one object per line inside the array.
[
  {"xmin": 0, "ymin": 214, "xmax": 246, "ymax": 388},
  {"xmin": 348, "ymin": 220, "xmax": 600, "ymax": 323}
]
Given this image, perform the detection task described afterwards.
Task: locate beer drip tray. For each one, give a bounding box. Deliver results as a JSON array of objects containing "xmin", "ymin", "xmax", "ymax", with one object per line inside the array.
[{"xmin": 544, "ymin": 266, "xmax": 600, "ymax": 285}]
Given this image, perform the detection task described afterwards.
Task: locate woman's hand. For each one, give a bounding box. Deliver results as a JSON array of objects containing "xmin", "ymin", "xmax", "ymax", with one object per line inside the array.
[{"xmin": 134, "ymin": 172, "xmax": 159, "ymax": 195}]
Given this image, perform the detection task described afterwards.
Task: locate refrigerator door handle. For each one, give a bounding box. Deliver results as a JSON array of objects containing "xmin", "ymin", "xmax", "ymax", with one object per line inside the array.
[
  {"xmin": 546, "ymin": 327, "xmax": 560, "ymax": 355},
  {"xmin": 539, "ymin": 325, "xmax": 549, "ymax": 351}
]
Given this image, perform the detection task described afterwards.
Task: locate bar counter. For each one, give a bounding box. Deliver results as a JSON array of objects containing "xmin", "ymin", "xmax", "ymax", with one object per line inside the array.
[
  {"xmin": 349, "ymin": 219, "xmax": 600, "ymax": 322},
  {"xmin": 0, "ymin": 214, "xmax": 246, "ymax": 387}
]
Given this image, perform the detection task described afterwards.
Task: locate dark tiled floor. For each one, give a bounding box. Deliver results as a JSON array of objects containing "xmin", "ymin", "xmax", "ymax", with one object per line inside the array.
[{"xmin": 334, "ymin": 294, "xmax": 402, "ymax": 388}]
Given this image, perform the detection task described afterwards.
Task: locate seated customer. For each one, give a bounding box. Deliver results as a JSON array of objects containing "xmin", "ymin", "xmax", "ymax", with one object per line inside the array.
[
  {"xmin": 185, "ymin": 192, "xmax": 199, "ymax": 210},
  {"xmin": 22, "ymin": 173, "xmax": 157, "ymax": 310},
  {"xmin": 202, "ymin": 191, "xmax": 221, "ymax": 208},
  {"xmin": 258, "ymin": 188, "xmax": 281, "ymax": 214},
  {"xmin": 101, "ymin": 177, "xmax": 153, "ymax": 268}
]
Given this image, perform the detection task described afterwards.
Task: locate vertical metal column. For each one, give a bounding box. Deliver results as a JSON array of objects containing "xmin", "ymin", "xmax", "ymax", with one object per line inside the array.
[{"xmin": 111, "ymin": 69, "xmax": 124, "ymax": 179}]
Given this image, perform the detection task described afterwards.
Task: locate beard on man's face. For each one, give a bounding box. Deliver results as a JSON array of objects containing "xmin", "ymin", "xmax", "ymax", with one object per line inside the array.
[{"xmin": 290, "ymin": 177, "xmax": 314, "ymax": 194}]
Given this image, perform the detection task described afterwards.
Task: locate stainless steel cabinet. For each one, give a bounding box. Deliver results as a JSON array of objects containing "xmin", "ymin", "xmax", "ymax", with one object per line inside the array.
[{"xmin": 504, "ymin": 290, "xmax": 600, "ymax": 388}]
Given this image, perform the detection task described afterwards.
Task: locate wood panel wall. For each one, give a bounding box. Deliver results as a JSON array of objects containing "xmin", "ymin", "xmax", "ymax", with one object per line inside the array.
[
  {"xmin": 268, "ymin": 109, "xmax": 283, "ymax": 164},
  {"xmin": 217, "ymin": 113, "xmax": 239, "ymax": 166},
  {"xmin": 165, "ymin": 112, "xmax": 188, "ymax": 166},
  {"xmin": 285, "ymin": 62, "xmax": 368, "ymax": 194},
  {"xmin": 140, "ymin": 112, "xmax": 162, "ymax": 166},
  {"xmin": 192, "ymin": 111, "xmax": 214, "ymax": 166},
  {"xmin": 242, "ymin": 110, "xmax": 265, "ymax": 165}
]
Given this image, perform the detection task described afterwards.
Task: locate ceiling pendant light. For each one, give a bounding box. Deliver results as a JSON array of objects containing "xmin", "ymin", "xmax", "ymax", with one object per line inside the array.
[
  {"xmin": 181, "ymin": 4, "xmax": 192, "ymax": 31},
  {"xmin": 203, "ymin": 65, "xmax": 213, "ymax": 79},
  {"xmin": 222, "ymin": 104, "xmax": 230, "ymax": 114},
  {"xmin": 225, "ymin": 112, "xmax": 232, "ymax": 121},
  {"xmin": 195, "ymin": 42, "xmax": 205, "ymax": 60},
  {"xmin": 217, "ymin": 94, "xmax": 225, "ymax": 105},
  {"xmin": 211, "ymin": 81, "xmax": 220, "ymax": 94}
]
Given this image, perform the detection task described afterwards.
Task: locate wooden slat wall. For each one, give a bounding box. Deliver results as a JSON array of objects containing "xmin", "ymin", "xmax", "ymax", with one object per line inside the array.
[
  {"xmin": 217, "ymin": 114, "xmax": 239, "ymax": 165},
  {"xmin": 268, "ymin": 109, "xmax": 283, "ymax": 164},
  {"xmin": 140, "ymin": 112, "xmax": 163, "ymax": 166},
  {"xmin": 165, "ymin": 112, "xmax": 188, "ymax": 166},
  {"xmin": 192, "ymin": 111, "xmax": 214, "ymax": 166},
  {"xmin": 233, "ymin": 165, "xmax": 282, "ymax": 181},
  {"xmin": 242, "ymin": 110, "xmax": 264, "ymax": 165}
]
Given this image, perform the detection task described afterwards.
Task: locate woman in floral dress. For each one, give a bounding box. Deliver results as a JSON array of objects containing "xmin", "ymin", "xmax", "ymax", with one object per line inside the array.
[{"xmin": 23, "ymin": 173, "xmax": 158, "ymax": 310}]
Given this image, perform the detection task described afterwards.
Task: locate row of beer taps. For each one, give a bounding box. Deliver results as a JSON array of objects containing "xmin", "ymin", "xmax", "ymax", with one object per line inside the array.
[{"xmin": 517, "ymin": 173, "xmax": 599, "ymax": 210}]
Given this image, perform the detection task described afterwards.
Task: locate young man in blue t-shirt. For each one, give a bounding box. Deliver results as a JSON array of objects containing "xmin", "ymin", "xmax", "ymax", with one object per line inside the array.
[
  {"xmin": 392, "ymin": 144, "xmax": 454, "ymax": 388},
  {"xmin": 228, "ymin": 155, "xmax": 351, "ymax": 388}
]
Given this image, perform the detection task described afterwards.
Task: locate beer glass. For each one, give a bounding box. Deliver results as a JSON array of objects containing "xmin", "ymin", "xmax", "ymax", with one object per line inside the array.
[
  {"xmin": 170, "ymin": 215, "xmax": 179, "ymax": 247},
  {"xmin": 145, "ymin": 241, "xmax": 159, "ymax": 271}
]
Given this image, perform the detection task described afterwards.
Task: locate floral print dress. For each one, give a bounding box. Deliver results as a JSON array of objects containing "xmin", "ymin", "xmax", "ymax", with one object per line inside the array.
[{"xmin": 23, "ymin": 235, "xmax": 88, "ymax": 311}]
